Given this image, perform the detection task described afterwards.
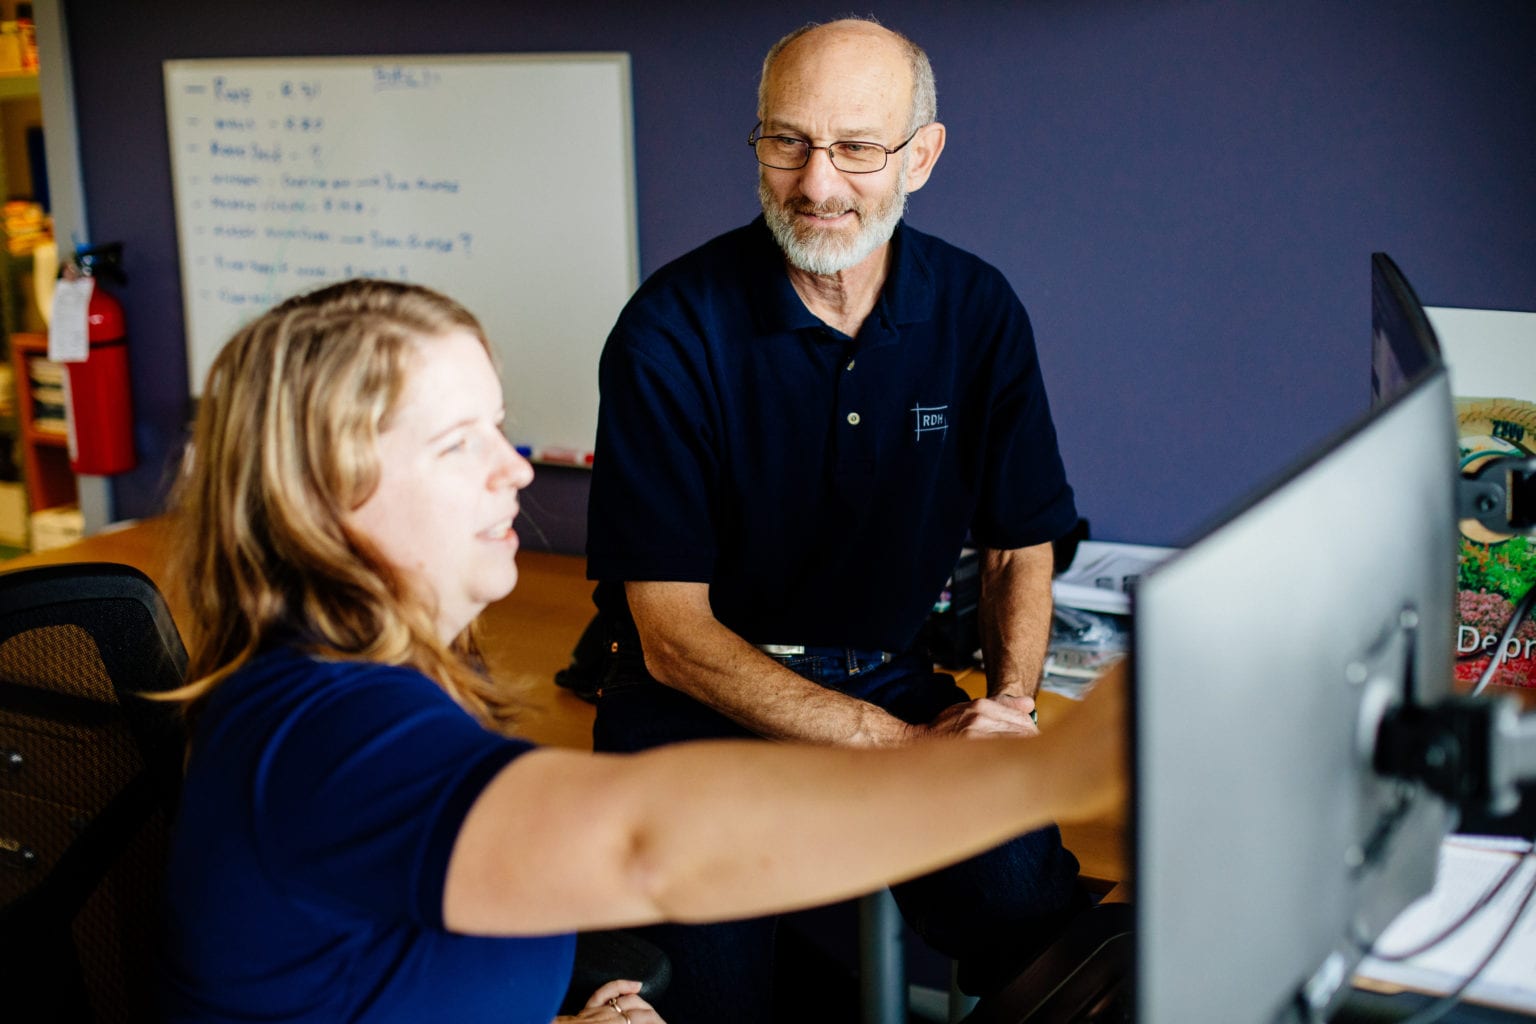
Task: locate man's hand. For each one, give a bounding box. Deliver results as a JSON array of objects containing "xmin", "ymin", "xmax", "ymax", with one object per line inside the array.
[{"xmin": 911, "ymin": 693, "xmax": 1039, "ymax": 740}]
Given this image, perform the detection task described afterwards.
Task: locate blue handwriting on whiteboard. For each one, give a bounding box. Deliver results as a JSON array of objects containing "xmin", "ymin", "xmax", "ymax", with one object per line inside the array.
[
  {"xmin": 212, "ymin": 77, "xmax": 252, "ymax": 104},
  {"xmin": 342, "ymin": 264, "xmax": 412, "ymax": 280},
  {"xmin": 265, "ymin": 226, "xmax": 333, "ymax": 243},
  {"xmin": 263, "ymin": 198, "xmax": 310, "ymax": 214},
  {"xmin": 369, "ymin": 231, "xmax": 467, "ymax": 254},
  {"xmin": 280, "ymin": 80, "xmax": 321, "ymax": 100},
  {"xmin": 372, "ymin": 65, "xmax": 442, "ymax": 91},
  {"xmin": 218, "ymin": 289, "xmax": 282, "ymax": 307},
  {"xmin": 321, "ymin": 198, "xmax": 367, "ymax": 214},
  {"xmin": 213, "ymin": 256, "xmax": 289, "ymax": 276}
]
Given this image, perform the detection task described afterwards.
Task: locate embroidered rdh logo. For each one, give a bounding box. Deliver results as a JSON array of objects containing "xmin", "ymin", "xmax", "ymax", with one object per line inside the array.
[{"xmin": 911, "ymin": 404, "xmax": 949, "ymax": 443}]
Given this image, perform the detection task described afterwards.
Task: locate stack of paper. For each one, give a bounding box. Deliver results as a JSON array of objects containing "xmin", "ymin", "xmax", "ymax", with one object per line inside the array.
[
  {"xmin": 1354, "ymin": 835, "xmax": 1536, "ymax": 1015},
  {"xmin": 1043, "ymin": 540, "xmax": 1176, "ymax": 698},
  {"xmin": 1051, "ymin": 540, "xmax": 1178, "ymax": 615}
]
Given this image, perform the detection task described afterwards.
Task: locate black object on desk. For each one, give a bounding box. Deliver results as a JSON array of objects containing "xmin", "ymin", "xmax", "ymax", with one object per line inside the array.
[
  {"xmin": 960, "ymin": 902, "xmax": 1133, "ymax": 1023},
  {"xmin": 923, "ymin": 548, "xmax": 982, "ymax": 670},
  {"xmin": 921, "ymin": 519, "xmax": 1091, "ymax": 672},
  {"xmin": 560, "ymin": 929, "xmax": 672, "ymax": 1015},
  {"xmin": 1335, "ymin": 987, "xmax": 1533, "ymax": 1023}
]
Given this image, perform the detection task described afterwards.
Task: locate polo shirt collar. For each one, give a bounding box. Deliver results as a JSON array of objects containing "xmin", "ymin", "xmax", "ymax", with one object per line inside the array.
[{"xmin": 747, "ymin": 216, "xmax": 937, "ymax": 339}]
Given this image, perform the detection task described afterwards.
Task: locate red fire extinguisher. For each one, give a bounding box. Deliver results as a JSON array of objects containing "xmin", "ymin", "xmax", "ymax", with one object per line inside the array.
[{"xmin": 62, "ymin": 243, "xmax": 136, "ymax": 475}]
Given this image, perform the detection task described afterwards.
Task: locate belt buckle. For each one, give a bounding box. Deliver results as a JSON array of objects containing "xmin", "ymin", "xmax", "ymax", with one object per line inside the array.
[{"xmin": 756, "ymin": 643, "xmax": 806, "ymax": 657}]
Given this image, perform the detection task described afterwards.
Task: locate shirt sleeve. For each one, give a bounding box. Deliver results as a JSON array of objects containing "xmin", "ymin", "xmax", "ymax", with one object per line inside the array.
[
  {"xmin": 587, "ymin": 314, "xmax": 721, "ymax": 583},
  {"xmin": 969, "ymin": 290, "xmax": 1078, "ymax": 550},
  {"xmin": 250, "ymin": 661, "xmax": 529, "ymax": 930}
]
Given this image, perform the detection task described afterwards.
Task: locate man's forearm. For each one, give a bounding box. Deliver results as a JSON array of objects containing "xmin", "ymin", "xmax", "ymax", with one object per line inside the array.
[
  {"xmin": 626, "ymin": 580, "xmax": 914, "ymax": 747},
  {"xmin": 977, "ymin": 541, "xmax": 1056, "ymax": 699}
]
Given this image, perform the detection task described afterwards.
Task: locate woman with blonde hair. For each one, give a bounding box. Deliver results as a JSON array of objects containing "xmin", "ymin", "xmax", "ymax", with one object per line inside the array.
[{"xmin": 158, "ymin": 278, "xmax": 1125, "ymax": 1024}]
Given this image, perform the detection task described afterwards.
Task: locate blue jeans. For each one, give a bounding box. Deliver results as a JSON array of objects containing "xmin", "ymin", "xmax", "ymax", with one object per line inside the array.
[{"xmin": 592, "ymin": 645, "xmax": 1085, "ymax": 1024}]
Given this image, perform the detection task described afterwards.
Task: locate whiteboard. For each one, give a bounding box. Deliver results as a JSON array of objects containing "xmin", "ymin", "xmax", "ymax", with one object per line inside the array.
[{"xmin": 163, "ymin": 54, "xmax": 638, "ymax": 461}]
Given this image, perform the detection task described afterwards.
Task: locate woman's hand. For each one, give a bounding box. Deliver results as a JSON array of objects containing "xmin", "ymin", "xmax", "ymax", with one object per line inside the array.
[{"xmin": 554, "ymin": 978, "xmax": 665, "ymax": 1024}]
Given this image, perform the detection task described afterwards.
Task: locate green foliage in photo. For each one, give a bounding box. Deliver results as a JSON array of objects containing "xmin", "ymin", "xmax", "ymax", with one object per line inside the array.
[{"xmin": 1459, "ymin": 534, "xmax": 1536, "ymax": 600}]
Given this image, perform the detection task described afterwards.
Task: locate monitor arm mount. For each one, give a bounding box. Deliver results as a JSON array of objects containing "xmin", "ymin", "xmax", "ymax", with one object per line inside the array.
[
  {"xmin": 1458, "ymin": 453, "xmax": 1536, "ymax": 537},
  {"xmin": 1376, "ymin": 694, "xmax": 1536, "ymax": 817},
  {"xmin": 1376, "ymin": 454, "xmax": 1536, "ymax": 818}
]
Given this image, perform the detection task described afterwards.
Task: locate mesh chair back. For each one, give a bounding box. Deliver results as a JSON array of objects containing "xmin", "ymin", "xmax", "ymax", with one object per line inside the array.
[{"xmin": 0, "ymin": 563, "xmax": 187, "ymax": 1023}]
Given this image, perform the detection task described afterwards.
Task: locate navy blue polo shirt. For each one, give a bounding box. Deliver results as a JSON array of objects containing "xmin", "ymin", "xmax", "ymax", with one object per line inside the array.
[
  {"xmin": 161, "ymin": 647, "xmax": 573, "ymax": 1023},
  {"xmin": 587, "ymin": 217, "xmax": 1075, "ymax": 653}
]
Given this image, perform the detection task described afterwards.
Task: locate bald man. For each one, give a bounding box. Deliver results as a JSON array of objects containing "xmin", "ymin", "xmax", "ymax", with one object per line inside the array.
[{"xmin": 586, "ymin": 17, "xmax": 1087, "ymax": 1022}]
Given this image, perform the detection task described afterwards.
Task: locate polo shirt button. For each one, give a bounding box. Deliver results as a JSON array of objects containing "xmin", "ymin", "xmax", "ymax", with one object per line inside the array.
[{"xmin": 846, "ymin": 412, "xmax": 861, "ymax": 426}]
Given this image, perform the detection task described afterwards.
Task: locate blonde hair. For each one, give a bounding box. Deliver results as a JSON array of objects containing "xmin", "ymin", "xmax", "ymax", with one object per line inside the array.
[{"xmin": 165, "ymin": 278, "xmax": 517, "ymax": 730}]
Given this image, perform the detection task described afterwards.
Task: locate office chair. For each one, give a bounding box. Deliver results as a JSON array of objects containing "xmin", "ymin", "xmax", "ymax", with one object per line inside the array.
[
  {"xmin": 560, "ymin": 928, "xmax": 674, "ymax": 1015},
  {"xmin": 0, "ymin": 561, "xmax": 668, "ymax": 1022},
  {"xmin": 0, "ymin": 562, "xmax": 187, "ymax": 1024}
]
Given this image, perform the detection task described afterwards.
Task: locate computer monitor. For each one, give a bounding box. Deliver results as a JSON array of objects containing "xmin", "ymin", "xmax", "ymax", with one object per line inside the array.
[
  {"xmin": 1133, "ymin": 262, "xmax": 1460, "ymax": 1022},
  {"xmin": 1370, "ymin": 252, "xmax": 1443, "ymax": 409}
]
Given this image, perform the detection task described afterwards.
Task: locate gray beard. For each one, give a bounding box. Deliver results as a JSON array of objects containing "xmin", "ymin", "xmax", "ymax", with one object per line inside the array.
[{"xmin": 760, "ymin": 178, "xmax": 908, "ymax": 276}]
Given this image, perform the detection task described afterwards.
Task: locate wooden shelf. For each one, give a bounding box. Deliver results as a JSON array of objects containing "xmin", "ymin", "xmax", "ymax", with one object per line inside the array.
[
  {"xmin": 0, "ymin": 71, "xmax": 38, "ymax": 102},
  {"xmin": 9, "ymin": 331, "xmax": 76, "ymax": 513},
  {"xmin": 0, "ymin": 73, "xmax": 48, "ymax": 538}
]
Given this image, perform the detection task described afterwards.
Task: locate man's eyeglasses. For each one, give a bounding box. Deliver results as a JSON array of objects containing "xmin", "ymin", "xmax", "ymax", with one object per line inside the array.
[{"xmin": 748, "ymin": 122, "xmax": 922, "ymax": 174}]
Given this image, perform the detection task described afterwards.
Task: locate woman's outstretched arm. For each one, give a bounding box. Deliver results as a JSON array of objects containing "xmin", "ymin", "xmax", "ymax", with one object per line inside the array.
[{"xmin": 444, "ymin": 663, "xmax": 1126, "ymax": 936}]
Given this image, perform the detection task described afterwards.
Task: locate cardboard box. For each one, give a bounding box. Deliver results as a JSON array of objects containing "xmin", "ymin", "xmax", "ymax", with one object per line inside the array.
[
  {"xmin": 0, "ymin": 480, "xmax": 26, "ymax": 547},
  {"xmin": 29, "ymin": 505, "xmax": 82, "ymax": 552}
]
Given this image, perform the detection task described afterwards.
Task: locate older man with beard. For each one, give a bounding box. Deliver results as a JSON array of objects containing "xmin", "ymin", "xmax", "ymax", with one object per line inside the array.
[{"xmin": 584, "ymin": 16, "xmax": 1086, "ymax": 1023}]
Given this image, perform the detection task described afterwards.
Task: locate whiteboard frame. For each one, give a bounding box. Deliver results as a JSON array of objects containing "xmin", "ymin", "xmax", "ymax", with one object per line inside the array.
[{"xmin": 163, "ymin": 53, "xmax": 640, "ymax": 461}]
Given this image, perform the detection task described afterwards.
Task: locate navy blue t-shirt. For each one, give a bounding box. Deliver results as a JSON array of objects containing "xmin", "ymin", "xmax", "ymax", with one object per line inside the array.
[
  {"xmin": 588, "ymin": 217, "xmax": 1076, "ymax": 652},
  {"xmin": 160, "ymin": 646, "xmax": 575, "ymax": 1023}
]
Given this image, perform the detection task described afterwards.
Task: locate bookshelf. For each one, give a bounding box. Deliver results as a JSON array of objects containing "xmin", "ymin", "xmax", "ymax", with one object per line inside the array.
[
  {"xmin": 0, "ymin": 67, "xmax": 56, "ymax": 553},
  {"xmin": 9, "ymin": 330, "xmax": 71, "ymax": 512}
]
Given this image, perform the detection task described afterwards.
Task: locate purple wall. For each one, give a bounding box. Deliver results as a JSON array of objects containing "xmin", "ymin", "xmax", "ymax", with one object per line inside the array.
[{"xmin": 63, "ymin": 0, "xmax": 1536, "ymax": 552}]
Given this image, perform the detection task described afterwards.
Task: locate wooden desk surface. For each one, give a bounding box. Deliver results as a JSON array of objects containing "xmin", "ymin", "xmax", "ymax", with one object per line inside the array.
[
  {"xmin": 0, "ymin": 517, "xmax": 603, "ymax": 751},
  {"xmin": 951, "ymin": 666, "xmax": 1127, "ymax": 893},
  {"xmin": 0, "ymin": 517, "xmax": 1128, "ymax": 888}
]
